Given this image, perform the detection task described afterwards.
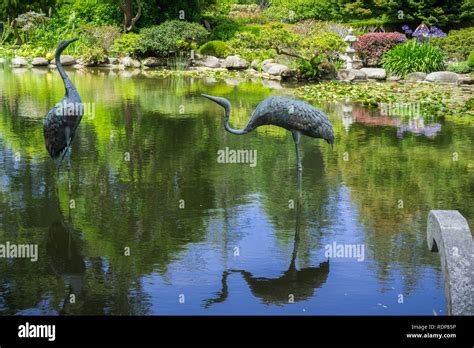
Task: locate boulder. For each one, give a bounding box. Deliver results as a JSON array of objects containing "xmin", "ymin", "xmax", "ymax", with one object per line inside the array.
[
  {"xmin": 74, "ymin": 58, "xmax": 90, "ymax": 67},
  {"xmin": 319, "ymin": 62, "xmax": 337, "ymax": 80},
  {"xmin": 11, "ymin": 57, "xmax": 28, "ymax": 67},
  {"xmin": 360, "ymin": 68, "xmax": 386, "ymax": 80},
  {"xmin": 261, "ymin": 59, "xmax": 274, "ymax": 67},
  {"xmin": 251, "ymin": 59, "xmax": 260, "ymax": 69},
  {"xmin": 244, "ymin": 68, "xmax": 259, "ymax": 75},
  {"xmin": 194, "ymin": 55, "xmax": 220, "ymax": 68},
  {"xmin": 31, "ymin": 57, "xmax": 49, "ymax": 66},
  {"xmin": 222, "ymin": 55, "xmax": 249, "ymax": 69},
  {"xmin": 406, "ymin": 72, "xmax": 427, "ymax": 81},
  {"xmin": 457, "ymin": 77, "xmax": 474, "ymax": 85},
  {"xmin": 352, "ymin": 60, "xmax": 363, "ymax": 70},
  {"xmin": 337, "ymin": 69, "xmax": 367, "ymax": 82},
  {"xmin": 51, "ymin": 55, "xmax": 75, "ymax": 66},
  {"xmin": 120, "ymin": 56, "xmax": 141, "ymax": 68},
  {"xmin": 426, "ymin": 71, "xmax": 459, "ymax": 83},
  {"xmin": 107, "ymin": 57, "xmax": 119, "ymax": 65},
  {"xmin": 265, "ymin": 63, "xmax": 288, "ymax": 76},
  {"xmin": 142, "ymin": 57, "xmax": 166, "ymax": 67},
  {"xmin": 281, "ymin": 69, "xmax": 298, "ymax": 80},
  {"xmin": 388, "ymin": 75, "xmax": 402, "ymax": 81}
]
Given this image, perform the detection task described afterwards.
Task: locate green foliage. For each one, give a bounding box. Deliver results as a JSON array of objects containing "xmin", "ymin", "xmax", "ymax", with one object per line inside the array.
[
  {"xmin": 76, "ymin": 25, "xmax": 120, "ymax": 64},
  {"xmin": 262, "ymin": 0, "xmax": 472, "ymax": 26},
  {"xmin": 297, "ymin": 81, "xmax": 474, "ymax": 119},
  {"xmin": 138, "ymin": 20, "xmax": 209, "ymax": 56},
  {"xmin": 447, "ymin": 62, "xmax": 471, "ymax": 74},
  {"xmin": 80, "ymin": 46, "xmax": 108, "ymax": 65},
  {"xmin": 300, "ymin": 31, "xmax": 345, "ymax": 60},
  {"xmin": 431, "ymin": 28, "xmax": 474, "ymax": 61},
  {"xmin": 70, "ymin": 0, "xmax": 121, "ymax": 26},
  {"xmin": 382, "ymin": 40, "xmax": 445, "ymax": 77},
  {"xmin": 111, "ymin": 33, "xmax": 141, "ymax": 57},
  {"xmin": 198, "ymin": 40, "xmax": 230, "ymax": 57},
  {"xmin": 81, "ymin": 25, "xmax": 121, "ymax": 51},
  {"xmin": 209, "ymin": 18, "xmax": 244, "ymax": 40},
  {"xmin": 135, "ymin": 0, "xmax": 213, "ymax": 27},
  {"xmin": 297, "ymin": 55, "xmax": 336, "ymax": 81},
  {"xmin": 0, "ymin": 0, "xmax": 56, "ymax": 19},
  {"xmin": 468, "ymin": 50, "xmax": 474, "ymax": 69},
  {"xmin": 15, "ymin": 43, "xmax": 49, "ymax": 58},
  {"xmin": 298, "ymin": 56, "xmax": 323, "ymax": 80}
]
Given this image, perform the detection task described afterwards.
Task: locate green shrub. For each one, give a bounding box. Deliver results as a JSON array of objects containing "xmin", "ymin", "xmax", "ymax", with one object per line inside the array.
[
  {"xmin": 80, "ymin": 25, "xmax": 121, "ymax": 51},
  {"xmin": 263, "ymin": 5, "xmax": 296, "ymax": 23},
  {"xmin": 430, "ymin": 28, "xmax": 474, "ymax": 61},
  {"xmin": 139, "ymin": 20, "xmax": 209, "ymax": 56},
  {"xmin": 111, "ymin": 33, "xmax": 141, "ymax": 57},
  {"xmin": 208, "ymin": 16, "xmax": 261, "ymax": 41},
  {"xmin": 198, "ymin": 40, "xmax": 230, "ymax": 57},
  {"xmin": 355, "ymin": 32, "xmax": 406, "ymax": 67},
  {"xmin": 382, "ymin": 40, "xmax": 445, "ymax": 77},
  {"xmin": 15, "ymin": 43, "xmax": 49, "ymax": 58},
  {"xmin": 468, "ymin": 50, "xmax": 474, "ymax": 69},
  {"xmin": 447, "ymin": 62, "xmax": 471, "ymax": 74},
  {"xmin": 297, "ymin": 55, "xmax": 334, "ymax": 81},
  {"xmin": 301, "ymin": 31, "xmax": 345, "ymax": 61},
  {"xmin": 81, "ymin": 46, "xmax": 108, "ymax": 65},
  {"xmin": 210, "ymin": 19, "xmax": 244, "ymax": 41}
]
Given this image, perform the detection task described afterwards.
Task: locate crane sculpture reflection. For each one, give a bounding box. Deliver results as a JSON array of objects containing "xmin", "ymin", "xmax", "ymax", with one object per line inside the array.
[
  {"xmin": 43, "ymin": 38, "xmax": 83, "ymax": 169},
  {"xmin": 202, "ymin": 94, "xmax": 334, "ymax": 202}
]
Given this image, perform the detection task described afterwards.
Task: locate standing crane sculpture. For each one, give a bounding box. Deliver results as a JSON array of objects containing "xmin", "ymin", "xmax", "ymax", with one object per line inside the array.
[
  {"xmin": 202, "ymin": 94, "xmax": 334, "ymax": 202},
  {"xmin": 43, "ymin": 38, "xmax": 83, "ymax": 170}
]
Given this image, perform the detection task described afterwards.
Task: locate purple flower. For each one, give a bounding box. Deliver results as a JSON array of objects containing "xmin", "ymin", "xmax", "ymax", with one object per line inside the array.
[
  {"xmin": 401, "ymin": 25, "xmax": 412, "ymax": 35},
  {"xmin": 429, "ymin": 26, "xmax": 446, "ymax": 38}
]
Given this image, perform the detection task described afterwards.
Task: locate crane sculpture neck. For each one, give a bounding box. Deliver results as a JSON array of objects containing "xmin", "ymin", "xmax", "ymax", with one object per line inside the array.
[
  {"xmin": 201, "ymin": 94, "xmax": 248, "ymax": 135},
  {"xmin": 55, "ymin": 39, "xmax": 78, "ymax": 95},
  {"xmin": 223, "ymin": 104, "xmax": 247, "ymax": 135}
]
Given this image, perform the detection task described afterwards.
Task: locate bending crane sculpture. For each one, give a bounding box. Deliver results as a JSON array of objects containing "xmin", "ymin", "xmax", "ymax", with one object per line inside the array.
[
  {"xmin": 202, "ymin": 94, "xmax": 334, "ymax": 201},
  {"xmin": 43, "ymin": 38, "xmax": 83, "ymax": 169}
]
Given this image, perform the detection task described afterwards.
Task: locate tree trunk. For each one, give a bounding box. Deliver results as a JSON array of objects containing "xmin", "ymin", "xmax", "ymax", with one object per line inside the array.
[
  {"xmin": 10, "ymin": 19, "xmax": 22, "ymax": 45},
  {"xmin": 121, "ymin": 0, "xmax": 142, "ymax": 32}
]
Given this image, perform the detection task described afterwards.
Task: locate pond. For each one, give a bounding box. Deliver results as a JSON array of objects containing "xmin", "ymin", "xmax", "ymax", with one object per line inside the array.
[{"xmin": 0, "ymin": 67, "xmax": 472, "ymax": 315}]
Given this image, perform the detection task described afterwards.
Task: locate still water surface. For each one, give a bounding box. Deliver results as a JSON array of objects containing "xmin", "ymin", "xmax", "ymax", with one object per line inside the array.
[{"xmin": 0, "ymin": 67, "xmax": 472, "ymax": 315}]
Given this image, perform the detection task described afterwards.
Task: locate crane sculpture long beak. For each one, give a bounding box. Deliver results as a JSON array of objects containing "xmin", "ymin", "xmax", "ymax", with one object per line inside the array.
[
  {"xmin": 67, "ymin": 38, "xmax": 79, "ymax": 44},
  {"xmin": 201, "ymin": 94, "xmax": 226, "ymax": 108}
]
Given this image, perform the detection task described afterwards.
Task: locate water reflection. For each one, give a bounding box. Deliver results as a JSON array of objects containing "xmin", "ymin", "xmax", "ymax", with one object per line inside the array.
[
  {"xmin": 204, "ymin": 204, "xmax": 329, "ymax": 307},
  {"xmin": 340, "ymin": 102, "xmax": 442, "ymax": 138},
  {"xmin": 0, "ymin": 67, "xmax": 470, "ymax": 315}
]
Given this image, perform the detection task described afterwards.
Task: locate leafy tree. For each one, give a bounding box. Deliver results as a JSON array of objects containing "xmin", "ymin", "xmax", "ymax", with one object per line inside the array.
[
  {"xmin": 0, "ymin": 0, "xmax": 56, "ymax": 44},
  {"xmin": 108, "ymin": 0, "xmax": 142, "ymax": 32},
  {"xmin": 138, "ymin": 20, "xmax": 209, "ymax": 56}
]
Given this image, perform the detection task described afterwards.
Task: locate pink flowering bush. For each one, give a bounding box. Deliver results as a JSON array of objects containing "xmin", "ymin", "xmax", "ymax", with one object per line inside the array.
[{"xmin": 355, "ymin": 32, "xmax": 406, "ymax": 67}]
